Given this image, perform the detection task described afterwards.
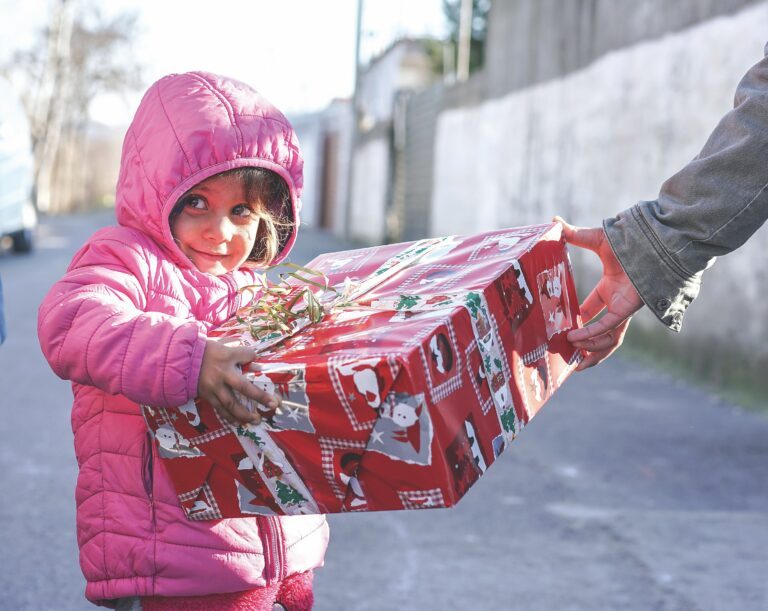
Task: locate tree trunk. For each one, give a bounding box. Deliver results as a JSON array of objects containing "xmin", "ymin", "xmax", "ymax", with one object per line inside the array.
[{"xmin": 33, "ymin": 0, "xmax": 74, "ymax": 212}]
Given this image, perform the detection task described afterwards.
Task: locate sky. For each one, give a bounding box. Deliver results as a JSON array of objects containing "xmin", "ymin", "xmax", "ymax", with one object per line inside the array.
[{"xmin": 0, "ymin": 0, "xmax": 448, "ymax": 125}]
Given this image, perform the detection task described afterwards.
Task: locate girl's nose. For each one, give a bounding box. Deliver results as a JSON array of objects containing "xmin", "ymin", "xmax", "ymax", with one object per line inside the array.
[{"xmin": 204, "ymin": 215, "xmax": 235, "ymax": 242}]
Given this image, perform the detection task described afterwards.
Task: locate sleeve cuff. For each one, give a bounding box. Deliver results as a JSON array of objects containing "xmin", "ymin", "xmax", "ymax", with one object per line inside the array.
[{"xmin": 603, "ymin": 203, "xmax": 703, "ymax": 332}]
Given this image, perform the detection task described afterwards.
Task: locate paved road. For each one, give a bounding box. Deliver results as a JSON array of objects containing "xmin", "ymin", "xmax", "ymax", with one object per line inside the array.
[{"xmin": 1, "ymin": 211, "xmax": 766, "ymax": 610}]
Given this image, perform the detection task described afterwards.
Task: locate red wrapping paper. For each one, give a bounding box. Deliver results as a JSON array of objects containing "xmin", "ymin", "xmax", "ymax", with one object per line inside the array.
[{"xmin": 142, "ymin": 222, "xmax": 582, "ymax": 518}]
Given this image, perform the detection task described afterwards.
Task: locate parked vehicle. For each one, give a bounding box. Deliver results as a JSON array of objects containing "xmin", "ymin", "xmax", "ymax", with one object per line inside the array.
[{"xmin": 0, "ymin": 76, "xmax": 36, "ymax": 253}]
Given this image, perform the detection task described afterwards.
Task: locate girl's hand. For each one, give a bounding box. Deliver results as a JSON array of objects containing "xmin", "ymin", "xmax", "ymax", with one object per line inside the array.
[{"xmin": 197, "ymin": 339, "xmax": 280, "ymax": 425}]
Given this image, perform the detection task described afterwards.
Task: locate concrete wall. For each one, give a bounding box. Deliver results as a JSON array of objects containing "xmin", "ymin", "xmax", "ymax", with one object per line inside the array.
[
  {"xmin": 349, "ymin": 39, "xmax": 438, "ymax": 244},
  {"xmin": 401, "ymin": 84, "xmax": 444, "ymax": 241},
  {"xmin": 291, "ymin": 112, "xmax": 324, "ymax": 227},
  {"xmin": 398, "ymin": 0, "xmax": 761, "ymax": 244},
  {"xmin": 324, "ymin": 100, "xmax": 354, "ymax": 237},
  {"xmin": 432, "ymin": 2, "xmax": 768, "ymax": 363},
  {"xmin": 358, "ymin": 40, "xmax": 438, "ymax": 126},
  {"xmin": 350, "ymin": 136, "xmax": 390, "ymax": 244},
  {"xmin": 290, "ymin": 100, "xmax": 353, "ymax": 232}
]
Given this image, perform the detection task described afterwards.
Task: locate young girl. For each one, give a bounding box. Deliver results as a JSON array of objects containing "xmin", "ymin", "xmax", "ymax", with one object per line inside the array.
[{"xmin": 38, "ymin": 72, "xmax": 328, "ymax": 610}]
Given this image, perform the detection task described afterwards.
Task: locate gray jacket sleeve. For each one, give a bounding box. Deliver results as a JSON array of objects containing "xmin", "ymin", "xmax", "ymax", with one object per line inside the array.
[{"xmin": 603, "ymin": 42, "xmax": 768, "ymax": 331}]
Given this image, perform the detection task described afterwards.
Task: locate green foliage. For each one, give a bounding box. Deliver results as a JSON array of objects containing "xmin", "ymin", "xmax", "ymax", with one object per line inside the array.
[
  {"xmin": 236, "ymin": 426, "xmax": 265, "ymax": 447},
  {"xmin": 443, "ymin": 0, "xmax": 492, "ymax": 42},
  {"xmin": 423, "ymin": 39, "xmax": 448, "ymax": 76},
  {"xmin": 465, "ymin": 292, "xmax": 482, "ymax": 317},
  {"xmin": 396, "ymin": 294, "xmax": 421, "ymax": 310},
  {"xmin": 442, "ymin": 0, "xmax": 491, "ymax": 74},
  {"xmin": 275, "ymin": 480, "xmax": 307, "ymax": 506},
  {"xmin": 500, "ymin": 408, "xmax": 516, "ymax": 434},
  {"xmin": 237, "ymin": 263, "xmax": 332, "ymax": 340}
]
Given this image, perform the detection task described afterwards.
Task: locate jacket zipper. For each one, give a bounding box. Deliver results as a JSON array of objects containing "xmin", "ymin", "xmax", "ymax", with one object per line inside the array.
[
  {"xmin": 142, "ymin": 432, "xmax": 156, "ymax": 524},
  {"xmin": 258, "ymin": 515, "xmax": 285, "ymax": 585},
  {"xmin": 271, "ymin": 516, "xmax": 285, "ymax": 582}
]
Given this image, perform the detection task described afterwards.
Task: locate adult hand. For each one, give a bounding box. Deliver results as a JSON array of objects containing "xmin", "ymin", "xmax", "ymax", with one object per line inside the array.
[
  {"xmin": 197, "ymin": 339, "xmax": 281, "ymax": 425},
  {"xmin": 554, "ymin": 217, "xmax": 644, "ymax": 370}
]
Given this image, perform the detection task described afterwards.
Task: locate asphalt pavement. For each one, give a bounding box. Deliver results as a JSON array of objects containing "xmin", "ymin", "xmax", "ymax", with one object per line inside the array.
[{"xmin": 0, "ymin": 211, "xmax": 766, "ymax": 611}]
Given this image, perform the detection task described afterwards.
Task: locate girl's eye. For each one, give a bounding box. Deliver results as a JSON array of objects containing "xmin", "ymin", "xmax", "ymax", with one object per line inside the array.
[
  {"xmin": 232, "ymin": 204, "xmax": 254, "ymax": 218},
  {"xmin": 184, "ymin": 195, "xmax": 207, "ymax": 210}
]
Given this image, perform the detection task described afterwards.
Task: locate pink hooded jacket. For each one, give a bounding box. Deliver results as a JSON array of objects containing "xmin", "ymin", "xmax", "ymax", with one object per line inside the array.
[{"xmin": 37, "ymin": 72, "xmax": 328, "ymax": 606}]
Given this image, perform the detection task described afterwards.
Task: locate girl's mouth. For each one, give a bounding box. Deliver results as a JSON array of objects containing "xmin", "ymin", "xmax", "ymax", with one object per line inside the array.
[{"xmin": 192, "ymin": 248, "xmax": 227, "ymax": 260}]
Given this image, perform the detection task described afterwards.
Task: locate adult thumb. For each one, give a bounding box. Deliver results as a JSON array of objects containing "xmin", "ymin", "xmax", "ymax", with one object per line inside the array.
[{"xmin": 553, "ymin": 216, "xmax": 603, "ymax": 253}]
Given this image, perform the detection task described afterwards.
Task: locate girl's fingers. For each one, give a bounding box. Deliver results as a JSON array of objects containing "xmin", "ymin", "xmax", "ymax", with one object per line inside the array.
[
  {"xmin": 215, "ymin": 385, "xmax": 255, "ymax": 425},
  {"xmin": 229, "ymin": 346, "xmax": 258, "ymax": 366},
  {"xmin": 228, "ymin": 372, "xmax": 280, "ymax": 410},
  {"xmin": 205, "ymin": 391, "xmax": 238, "ymax": 426}
]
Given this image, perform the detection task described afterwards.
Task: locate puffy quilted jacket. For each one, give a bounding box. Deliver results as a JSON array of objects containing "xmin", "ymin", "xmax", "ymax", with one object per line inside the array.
[{"xmin": 37, "ymin": 72, "xmax": 328, "ymax": 606}]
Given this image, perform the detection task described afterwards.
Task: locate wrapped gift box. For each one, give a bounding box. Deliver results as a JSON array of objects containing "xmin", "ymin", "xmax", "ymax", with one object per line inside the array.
[{"xmin": 142, "ymin": 222, "xmax": 582, "ymax": 518}]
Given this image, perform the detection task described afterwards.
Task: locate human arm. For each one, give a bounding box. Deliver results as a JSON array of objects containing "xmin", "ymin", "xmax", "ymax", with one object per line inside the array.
[
  {"xmin": 37, "ymin": 233, "xmax": 274, "ymax": 423},
  {"xmin": 562, "ymin": 42, "xmax": 768, "ymax": 368}
]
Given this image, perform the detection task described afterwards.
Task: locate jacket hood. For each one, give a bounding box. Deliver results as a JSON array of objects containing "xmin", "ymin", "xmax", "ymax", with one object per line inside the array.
[{"xmin": 115, "ymin": 71, "xmax": 303, "ymax": 268}]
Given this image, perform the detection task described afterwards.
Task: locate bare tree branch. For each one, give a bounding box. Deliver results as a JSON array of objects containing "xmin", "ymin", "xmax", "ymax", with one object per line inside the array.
[{"xmin": 2, "ymin": 0, "xmax": 142, "ymax": 212}]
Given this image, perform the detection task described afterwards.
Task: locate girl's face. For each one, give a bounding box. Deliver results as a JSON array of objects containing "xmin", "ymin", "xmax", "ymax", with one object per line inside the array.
[{"xmin": 171, "ymin": 174, "xmax": 260, "ymax": 276}]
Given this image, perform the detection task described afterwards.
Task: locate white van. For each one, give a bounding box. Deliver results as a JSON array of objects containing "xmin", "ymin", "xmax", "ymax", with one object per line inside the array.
[{"xmin": 0, "ymin": 76, "xmax": 36, "ymax": 252}]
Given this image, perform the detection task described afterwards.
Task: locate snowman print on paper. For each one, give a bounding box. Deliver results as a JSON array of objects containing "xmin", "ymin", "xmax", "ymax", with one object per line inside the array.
[
  {"xmin": 328, "ymin": 357, "xmax": 397, "ymax": 432},
  {"xmin": 154, "ymin": 425, "xmax": 203, "ymax": 459},
  {"xmin": 368, "ymin": 391, "xmax": 432, "ymax": 465},
  {"xmin": 335, "ymin": 358, "xmax": 385, "ymax": 408},
  {"xmin": 247, "ymin": 364, "xmax": 315, "ymax": 433}
]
